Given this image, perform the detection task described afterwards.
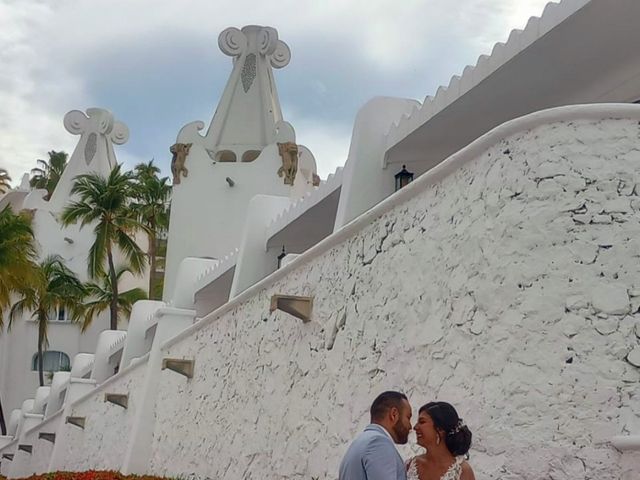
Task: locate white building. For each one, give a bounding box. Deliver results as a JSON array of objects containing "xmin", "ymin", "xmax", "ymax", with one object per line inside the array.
[
  {"xmin": 0, "ymin": 109, "xmax": 145, "ymax": 419},
  {"xmin": 1, "ymin": 1, "xmax": 640, "ymax": 478}
]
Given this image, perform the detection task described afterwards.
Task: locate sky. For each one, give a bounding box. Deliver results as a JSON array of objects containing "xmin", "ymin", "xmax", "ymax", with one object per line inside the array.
[{"xmin": 0, "ymin": 0, "xmax": 552, "ymax": 183}]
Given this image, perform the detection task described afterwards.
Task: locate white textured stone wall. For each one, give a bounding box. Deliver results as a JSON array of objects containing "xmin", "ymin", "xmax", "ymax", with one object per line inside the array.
[
  {"xmin": 53, "ymin": 359, "xmax": 148, "ymax": 472},
  {"xmin": 144, "ymin": 117, "xmax": 640, "ymax": 479},
  {"xmin": 7, "ymin": 412, "xmax": 63, "ymax": 477},
  {"xmin": 31, "ymin": 430, "xmax": 56, "ymax": 474}
]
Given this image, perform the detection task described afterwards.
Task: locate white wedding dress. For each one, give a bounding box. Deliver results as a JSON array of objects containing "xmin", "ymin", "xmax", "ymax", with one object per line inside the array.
[{"xmin": 406, "ymin": 455, "xmax": 464, "ymax": 480}]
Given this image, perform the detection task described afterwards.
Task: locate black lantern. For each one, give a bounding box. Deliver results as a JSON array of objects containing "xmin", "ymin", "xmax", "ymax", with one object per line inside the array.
[
  {"xmin": 394, "ymin": 164, "xmax": 414, "ymax": 191},
  {"xmin": 277, "ymin": 246, "xmax": 287, "ymax": 269}
]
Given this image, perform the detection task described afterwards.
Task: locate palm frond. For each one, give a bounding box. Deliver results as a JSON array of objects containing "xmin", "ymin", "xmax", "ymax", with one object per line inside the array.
[
  {"xmin": 88, "ymin": 223, "xmax": 108, "ymax": 279},
  {"xmin": 114, "ymin": 229, "xmax": 147, "ymax": 274}
]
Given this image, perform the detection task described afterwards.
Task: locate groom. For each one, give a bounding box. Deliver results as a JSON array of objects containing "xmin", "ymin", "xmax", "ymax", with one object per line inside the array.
[{"xmin": 339, "ymin": 391, "xmax": 412, "ymax": 480}]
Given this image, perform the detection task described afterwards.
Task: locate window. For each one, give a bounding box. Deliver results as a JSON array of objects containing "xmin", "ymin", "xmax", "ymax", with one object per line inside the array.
[
  {"xmin": 31, "ymin": 351, "xmax": 71, "ymax": 372},
  {"xmin": 241, "ymin": 150, "xmax": 261, "ymax": 162},
  {"xmin": 49, "ymin": 307, "xmax": 69, "ymax": 322},
  {"xmin": 216, "ymin": 150, "xmax": 237, "ymax": 162}
]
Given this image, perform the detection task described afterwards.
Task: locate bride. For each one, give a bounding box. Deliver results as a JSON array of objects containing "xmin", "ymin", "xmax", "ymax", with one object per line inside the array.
[{"xmin": 406, "ymin": 401, "xmax": 475, "ymax": 480}]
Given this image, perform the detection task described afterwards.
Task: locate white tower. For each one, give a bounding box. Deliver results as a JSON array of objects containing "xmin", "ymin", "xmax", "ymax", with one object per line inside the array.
[{"xmin": 163, "ymin": 25, "xmax": 318, "ymax": 299}]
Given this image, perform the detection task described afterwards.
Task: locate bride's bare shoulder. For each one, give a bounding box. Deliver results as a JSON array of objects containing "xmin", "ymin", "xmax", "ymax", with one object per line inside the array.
[
  {"xmin": 405, "ymin": 455, "xmax": 419, "ymax": 466},
  {"xmin": 405, "ymin": 454, "xmax": 425, "ymax": 469},
  {"xmin": 460, "ymin": 461, "xmax": 475, "ymax": 480},
  {"xmin": 413, "ymin": 453, "xmax": 428, "ymax": 464}
]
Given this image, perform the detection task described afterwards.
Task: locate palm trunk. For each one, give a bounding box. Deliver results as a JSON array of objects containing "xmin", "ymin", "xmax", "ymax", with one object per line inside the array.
[
  {"xmin": 148, "ymin": 231, "xmax": 157, "ymax": 299},
  {"xmin": 37, "ymin": 325, "xmax": 45, "ymax": 386},
  {"xmin": 107, "ymin": 244, "xmax": 119, "ymax": 331},
  {"xmin": 0, "ymin": 394, "xmax": 6, "ymax": 435}
]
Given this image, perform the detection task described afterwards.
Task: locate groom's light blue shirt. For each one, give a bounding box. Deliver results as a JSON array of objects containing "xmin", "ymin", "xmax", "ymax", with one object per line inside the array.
[{"xmin": 339, "ymin": 423, "xmax": 407, "ymax": 480}]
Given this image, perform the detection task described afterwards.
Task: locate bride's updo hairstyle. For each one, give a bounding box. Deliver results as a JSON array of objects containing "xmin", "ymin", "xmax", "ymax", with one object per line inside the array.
[{"xmin": 420, "ymin": 401, "xmax": 472, "ymax": 456}]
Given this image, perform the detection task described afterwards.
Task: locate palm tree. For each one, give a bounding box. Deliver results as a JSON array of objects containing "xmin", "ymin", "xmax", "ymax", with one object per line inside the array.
[
  {"xmin": 30, "ymin": 151, "xmax": 68, "ymax": 199},
  {"xmin": 81, "ymin": 266, "xmax": 147, "ymax": 331},
  {"xmin": 61, "ymin": 165, "xmax": 147, "ymax": 330},
  {"xmin": 0, "ymin": 205, "xmax": 37, "ymax": 435},
  {"xmin": 0, "ymin": 206, "xmax": 37, "ymax": 320},
  {"xmin": 132, "ymin": 161, "xmax": 171, "ymax": 299},
  {"xmin": 9, "ymin": 255, "xmax": 85, "ymax": 386},
  {"xmin": 133, "ymin": 159, "xmax": 160, "ymax": 180},
  {"xmin": 0, "ymin": 168, "xmax": 11, "ymax": 194}
]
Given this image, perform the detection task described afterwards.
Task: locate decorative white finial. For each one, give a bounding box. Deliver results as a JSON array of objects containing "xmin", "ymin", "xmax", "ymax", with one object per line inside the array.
[
  {"xmin": 218, "ymin": 25, "xmax": 291, "ymax": 69},
  {"xmin": 63, "ymin": 108, "xmax": 129, "ymax": 166},
  {"xmin": 64, "ymin": 108, "xmax": 129, "ymax": 143},
  {"xmin": 176, "ymin": 25, "xmax": 291, "ymax": 150}
]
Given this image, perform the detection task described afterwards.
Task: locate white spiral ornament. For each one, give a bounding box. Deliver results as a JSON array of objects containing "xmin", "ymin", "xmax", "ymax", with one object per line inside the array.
[
  {"xmin": 109, "ymin": 121, "xmax": 130, "ymax": 145},
  {"xmin": 63, "ymin": 108, "xmax": 129, "ymax": 145},
  {"xmin": 218, "ymin": 27, "xmax": 248, "ymax": 57},
  {"xmin": 86, "ymin": 107, "xmax": 114, "ymax": 134},
  {"xmin": 63, "ymin": 110, "xmax": 89, "ymax": 135},
  {"xmin": 258, "ymin": 27, "xmax": 279, "ymax": 56},
  {"xmin": 270, "ymin": 40, "xmax": 291, "ymax": 69}
]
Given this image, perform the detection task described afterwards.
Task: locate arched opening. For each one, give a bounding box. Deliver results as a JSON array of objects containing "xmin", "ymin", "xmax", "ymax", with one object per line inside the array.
[
  {"xmin": 216, "ymin": 150, "xmax": 237, "ymax": 162},
  {"xmin": 31, "ymin": 351, "xmax": 71, "ymax": 372},
  {"xmin": 242, "ymin": 150, "xmax": 261, "ymax": 162}
]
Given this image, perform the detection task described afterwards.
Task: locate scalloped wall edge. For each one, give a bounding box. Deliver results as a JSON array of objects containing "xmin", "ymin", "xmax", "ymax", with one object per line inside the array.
[
  {"xmin": 267, "ymin": 166, "xmax": 344, "ymax": 234},
  {"xmin": 193, "ymin": 248, "xmax": 240, "ymax": 290},
  {"xmin": 107, "ymin": 332, "xmax": 128, "ymax": 352},
  {"xmin": 384, "ymin": 0, "xmax": 591, "ymax": 148}
]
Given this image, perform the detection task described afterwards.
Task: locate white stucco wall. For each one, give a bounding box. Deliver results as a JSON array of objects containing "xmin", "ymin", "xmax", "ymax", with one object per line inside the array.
[
  {"xmin": 7, "ymin": 411, "xmax": 62, "ymax": 478},
  {"xmin": 11, "ymin": 106, "xmax": 640, "ymax": 479},
  {"xmin": 163, "ymin": 143, "xmax": 294, "ymax": 300},
  {"xmin": 333, "ymin": 96, "xmax": 419, "ymax": 230},
  {"xmin": 0, "ymin": 314, "xmax": 107, "ymax": 416},
  {"xmin": 139, "ymin": 112, "xmax": 640, "ymax": 479},
  {"xmin": 50, "ymin": 358, "xmax": 148, "ymax": 472},
  {"xmin": 0, "ymin": 108, "xmax": 147, "ymax": 417},
  {"xmin": 29, "ymin": 412, "xmax": 62, "ymax": 475}
]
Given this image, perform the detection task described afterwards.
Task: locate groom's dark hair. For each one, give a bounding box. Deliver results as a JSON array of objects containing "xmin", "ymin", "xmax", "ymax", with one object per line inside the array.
[{"xmin": 370, "ymin": 391, "xmax": 408, "ymax": 421}]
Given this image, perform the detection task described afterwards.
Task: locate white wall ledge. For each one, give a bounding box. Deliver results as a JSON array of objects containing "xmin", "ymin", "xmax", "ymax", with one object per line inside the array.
[
  {"xmin": 69, "ymin": 378, "xmax": 97, "ymax": 385},
  {"xmin": 159, "ymin": 103, "xmax": 640, "ymax": 352},
  {"xmin": 23, "ymin": 409, "xmax": 63, "ymax": 438},
  {"xmin": 67, "ymin": 352, "xmax": 150, "ymax": 410},
  {"xmin": 156, "ymin": 307, "xmax": 196, "ymax": 318},
  {"xmin": 611, "ymin": 435, "xmax": 640, "ymax": 451}
]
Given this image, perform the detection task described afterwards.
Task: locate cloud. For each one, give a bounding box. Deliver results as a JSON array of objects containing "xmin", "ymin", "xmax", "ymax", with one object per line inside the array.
[
  {"xmin": 0, "ymin": 1, "xmax": 92, "ymax": 183},
  {"xmin": 0, "ymin": 0, "xmax": 551, "ymax": 183},
  {"xmin": 283, "ymin": 107, "xmax": 352, "ymax": 179}
]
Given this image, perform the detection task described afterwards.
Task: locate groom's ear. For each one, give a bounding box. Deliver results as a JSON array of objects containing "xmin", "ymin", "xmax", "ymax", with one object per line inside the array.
[{"xmin": 389, "ymin": 406, "xmax": 399, "ymax": 423}]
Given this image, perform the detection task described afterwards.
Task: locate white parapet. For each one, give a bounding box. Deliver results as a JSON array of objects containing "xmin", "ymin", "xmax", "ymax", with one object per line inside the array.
[{"xmin": 333, "ymin": 97, "xmax": 421, "ymax": 230}]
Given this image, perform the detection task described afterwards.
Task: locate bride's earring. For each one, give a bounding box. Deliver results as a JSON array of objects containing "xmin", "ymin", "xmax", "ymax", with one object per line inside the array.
[{"xmin": 436, "ymin": 434, "xmax": 440, "ymax": 445}]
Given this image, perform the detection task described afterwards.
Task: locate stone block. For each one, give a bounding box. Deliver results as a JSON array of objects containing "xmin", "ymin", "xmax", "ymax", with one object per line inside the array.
[{"xmin": 591, "ymin": 284, "xmax": 630, "ymax": 315}]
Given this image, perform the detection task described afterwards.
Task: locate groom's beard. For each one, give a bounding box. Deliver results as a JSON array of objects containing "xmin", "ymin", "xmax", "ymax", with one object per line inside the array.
[{"xmin": 393, "ymin": 422, "xmax": 410, "ymax": 445}]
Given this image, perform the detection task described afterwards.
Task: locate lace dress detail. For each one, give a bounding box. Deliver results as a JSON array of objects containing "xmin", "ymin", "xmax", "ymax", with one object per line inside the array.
[
  {"xmin": 406, "ymin": 456, "xmax": 464, "ymax": 480},
  {"xmin": 407, "ymin": 457, "xmax": 419, "ymax": 480},
  {"xmin": 407, "ymin": 457, "xmax": 420, "ymax": 480}
]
